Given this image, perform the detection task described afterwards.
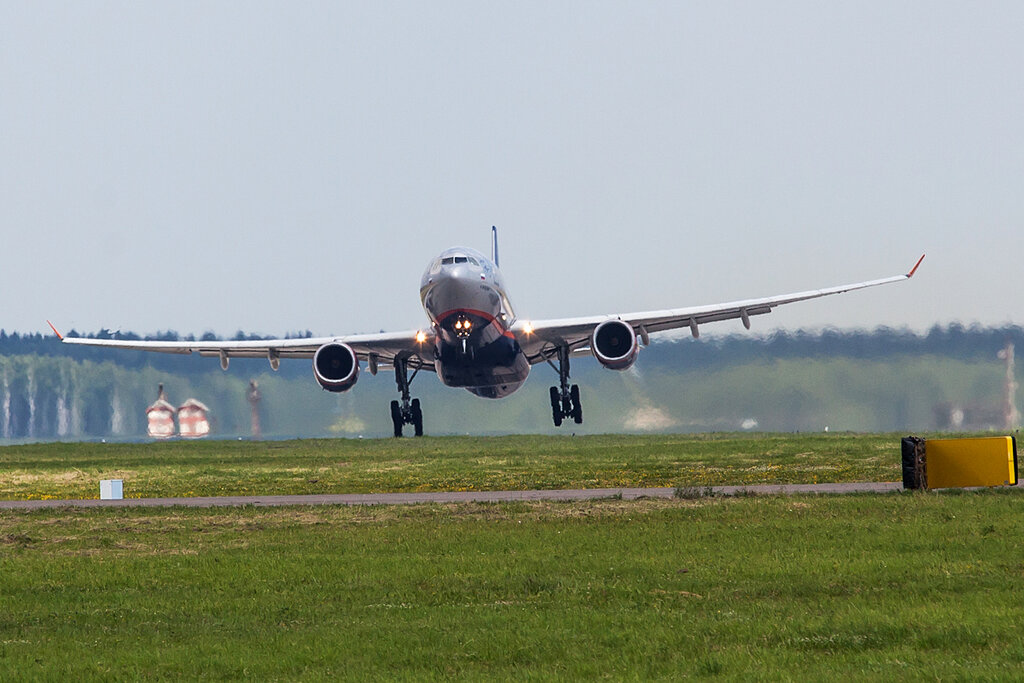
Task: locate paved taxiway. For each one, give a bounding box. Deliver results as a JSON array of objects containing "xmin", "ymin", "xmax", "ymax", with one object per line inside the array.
[{"xmin": 0, "ymin": 482, "xmax": 905, "ymax": 510}]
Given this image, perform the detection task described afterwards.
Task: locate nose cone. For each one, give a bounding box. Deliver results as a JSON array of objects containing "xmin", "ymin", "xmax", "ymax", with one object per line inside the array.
[
  {"xmin": 444, "ymin": 263, "xmax": 477, "ymax": 281},
  {"xmin": 422, "ymin": 272, "xmax": 501, "ymax": 323}
]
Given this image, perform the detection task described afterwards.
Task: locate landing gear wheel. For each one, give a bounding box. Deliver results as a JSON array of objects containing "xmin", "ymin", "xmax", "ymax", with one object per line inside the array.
[
  {"xmin": 570, "ymin": 384, "xmax": 583, "ymax": 424},
  {"xmin": 390, "ymin": 400, "xmax": 403, "ymax": 438},
  {"xmin": 550, "ymin": 386, "xmax": 563, "ymax": 427},
  {"xmin": 548, "ymin": 345, "xmax": 584, "ymax": 428},
  {"xmin": 411, "ymin": 398, "xmax": 423, "ymax": 437},
  {"xmin": 391, "ymin": 354, "xmax": 425, "ymax": 437}
]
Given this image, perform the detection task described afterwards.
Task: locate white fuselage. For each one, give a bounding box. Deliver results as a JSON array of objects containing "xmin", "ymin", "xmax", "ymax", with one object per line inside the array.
[{"xmin": 419, "ymin": 247, "xmax": 529, "ymax": 398}]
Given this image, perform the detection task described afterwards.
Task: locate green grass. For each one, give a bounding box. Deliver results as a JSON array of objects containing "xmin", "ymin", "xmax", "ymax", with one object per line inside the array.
[
  {"xmin": 3, "ymin": 492, "xmax": 1024, "ymax": 679},
  {"xmin": 0, "ymin": 432, "xmax": 910, "ymax": 500}
]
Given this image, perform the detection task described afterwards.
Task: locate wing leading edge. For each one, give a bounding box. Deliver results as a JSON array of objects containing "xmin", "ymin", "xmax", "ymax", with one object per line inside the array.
[
  {"xmin": 513, "ymin": 254, "xmax": 925, "ymax": 364},
  {"xmin": 52, "ymin": 326, "xmax": 437, "ymax": 372}
]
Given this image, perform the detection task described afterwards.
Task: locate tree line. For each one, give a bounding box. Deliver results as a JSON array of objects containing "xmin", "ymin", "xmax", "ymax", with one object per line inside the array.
[{"xmin": 0, "ymin": 323, "xmax": 1019, "ymax": 440}]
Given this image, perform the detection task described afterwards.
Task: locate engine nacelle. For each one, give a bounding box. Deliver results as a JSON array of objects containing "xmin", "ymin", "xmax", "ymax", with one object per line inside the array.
[
  {"xmin": 592, "ymin": 319, "xmax": 639, "ymax": 371},
  {"xmin": 313, "ymin": 342, "xmax": 359, "ymax": 392}
]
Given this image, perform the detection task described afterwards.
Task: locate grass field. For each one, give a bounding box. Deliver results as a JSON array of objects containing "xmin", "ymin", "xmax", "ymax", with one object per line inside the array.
[
  {"xmin": 3, "ymin": 491, "xmax": 1023, "ymax": 679},
  {"xmin": 0, "ymin": 432, "xmax": 907, "ymax": 500},
  {"xmin": 3, "ymin": 433, "xmax": 1022, "ymax": 679}
]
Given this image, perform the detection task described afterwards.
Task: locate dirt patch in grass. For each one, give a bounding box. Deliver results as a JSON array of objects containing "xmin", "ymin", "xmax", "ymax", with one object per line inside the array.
[
  {"xmin": 1, "ymin": 469, "xmax": 140, "ymax": 489},
  {"xmin": 3, "ymin": 470, "xmax": 89, "ymax": 485}
]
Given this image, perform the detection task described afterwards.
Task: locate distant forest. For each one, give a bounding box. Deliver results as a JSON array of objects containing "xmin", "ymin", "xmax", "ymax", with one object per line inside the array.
[{"xmin": 1, "ymin": 323, "xmax": 1021, "ymax": 440}]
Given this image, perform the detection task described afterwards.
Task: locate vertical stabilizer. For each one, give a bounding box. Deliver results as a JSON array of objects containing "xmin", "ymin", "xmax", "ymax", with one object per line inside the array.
[{"xmin": 491, "ymin": 226, "xmax": 500, "ymax": 267}]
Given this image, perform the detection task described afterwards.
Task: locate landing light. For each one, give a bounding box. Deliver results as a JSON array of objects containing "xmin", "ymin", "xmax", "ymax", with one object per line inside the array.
[
  {"xmin": 455, "ymin": 315, "xmax": 473, "ymax": 338},
  {"xmin": 523, "ymin": 322, "xmax": 534, "ymax": 334},
  {"xmin": 415, "ymin": 331, "xmax": 427, "ymax": 344}
]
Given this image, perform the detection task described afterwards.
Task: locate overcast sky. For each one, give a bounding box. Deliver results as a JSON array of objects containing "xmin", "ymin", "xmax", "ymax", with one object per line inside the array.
[{"xmin": 2, "ymin": 2, "xmax": 1021, "ymax": 339}]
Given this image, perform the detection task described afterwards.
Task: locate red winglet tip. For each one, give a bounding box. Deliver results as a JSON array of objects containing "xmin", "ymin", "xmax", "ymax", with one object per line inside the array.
[
  {"xmin": 47, "ymin": 320, "xmax": 64, "ymax": 340},
  {"xmin": 907, "ymin": 254, "xmax": 925, "ymax": 278}
]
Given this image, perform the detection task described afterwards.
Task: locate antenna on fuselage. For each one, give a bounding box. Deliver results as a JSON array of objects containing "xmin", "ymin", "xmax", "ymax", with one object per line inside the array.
[{"xmin": 491, "ymin": 225, "xmax": 500, "ymax": 267}]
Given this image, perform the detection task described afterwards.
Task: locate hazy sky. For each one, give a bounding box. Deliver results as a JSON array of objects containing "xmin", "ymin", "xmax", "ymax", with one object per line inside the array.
[{"xmin": 2, "ymin": 2, "xmax": 1022, "ymax": 339}]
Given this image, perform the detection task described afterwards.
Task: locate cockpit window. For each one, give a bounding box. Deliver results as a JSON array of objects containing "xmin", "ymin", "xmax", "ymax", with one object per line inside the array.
[
  {"xmin": 501, "ymin": 293, "xmax": 516, "ymax": 321},
  {"xmin": 441, "ymin": 255, "xmax": 478, "ymax": 266}
]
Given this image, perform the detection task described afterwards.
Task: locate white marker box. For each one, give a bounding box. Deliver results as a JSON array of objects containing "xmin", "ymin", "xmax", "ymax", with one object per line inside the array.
[{"xmin": 100, "ymin": 479, "xmax": 123, "ymax": 500}]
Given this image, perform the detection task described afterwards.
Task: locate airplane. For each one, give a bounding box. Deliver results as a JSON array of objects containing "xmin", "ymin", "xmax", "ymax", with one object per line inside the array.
[{"xmin": 51, "ymin": 228, "xmax": 924, "ymax": 436}]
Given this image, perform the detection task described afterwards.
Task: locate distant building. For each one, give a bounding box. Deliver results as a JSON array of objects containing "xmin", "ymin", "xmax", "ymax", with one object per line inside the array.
[
  {"xmin": 178, "ymin": 398, "xmax": 211, "ymax": 438},
  {"xmin": 146, "ymin": 384, "xmax": 176, "ymax": 439}
]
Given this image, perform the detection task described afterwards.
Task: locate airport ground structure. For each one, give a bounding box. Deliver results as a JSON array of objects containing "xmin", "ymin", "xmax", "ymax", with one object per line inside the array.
[{"xmin": 0, "ymin": 323, "xmax": 1021, "ymax": 440}]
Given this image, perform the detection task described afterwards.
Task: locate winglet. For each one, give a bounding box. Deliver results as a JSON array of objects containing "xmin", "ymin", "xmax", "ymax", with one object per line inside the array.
[
  {"xmin": 491, "ymin": 225, "xmax": 500, "ymax": 268},
  {"xmin": 907, "ymin": 254, "xmax": 925, "ymax": 278},
  {"xmin": 47, "ymin": 320, "xmax": 64, "ymax": 340}
]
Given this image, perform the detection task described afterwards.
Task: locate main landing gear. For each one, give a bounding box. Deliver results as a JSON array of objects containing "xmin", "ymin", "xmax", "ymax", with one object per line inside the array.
[
  {"xmin": 390, "ymin": 354, "xmax": 423, "ymax": 437},
  {"xmin": 548, "ymin": 345, "xmax": 582, "ymax": 427}
]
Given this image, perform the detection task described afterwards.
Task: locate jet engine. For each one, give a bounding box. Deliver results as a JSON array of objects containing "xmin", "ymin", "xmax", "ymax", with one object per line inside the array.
[
  {"xmin": 313, "ymin": 342, "xmax": 359, "ymax": 392},
  {"xmin": 591, "ymin": 319, "xmax": 639, "ymax": 371}
]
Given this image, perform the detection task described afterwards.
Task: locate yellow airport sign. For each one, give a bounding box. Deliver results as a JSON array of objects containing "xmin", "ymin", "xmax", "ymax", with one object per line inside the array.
[{"xmin": 925, "ymin": 436, "xmax": 1018, "ymax": 489}]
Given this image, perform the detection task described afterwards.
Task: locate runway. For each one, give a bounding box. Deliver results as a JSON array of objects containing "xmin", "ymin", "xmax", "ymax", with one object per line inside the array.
[{"xmin": 0, "ymin": 481, "xmax": 904, "ymax": 510}]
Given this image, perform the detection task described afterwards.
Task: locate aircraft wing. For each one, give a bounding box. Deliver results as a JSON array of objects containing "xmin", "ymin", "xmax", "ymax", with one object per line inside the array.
[
  {"xmin": 512, "ymin": 255, "xmax": 925, "ymax": 365},
  {"xmin": 53, "ymin": 326, "xmax": 437, "ymax": 372}
]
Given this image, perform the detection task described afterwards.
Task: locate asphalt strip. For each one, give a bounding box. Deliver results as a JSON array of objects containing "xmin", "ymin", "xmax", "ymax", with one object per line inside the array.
[{"xmin": 0, "ymin": 482, "xmax": 905, "ymax": 510}]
